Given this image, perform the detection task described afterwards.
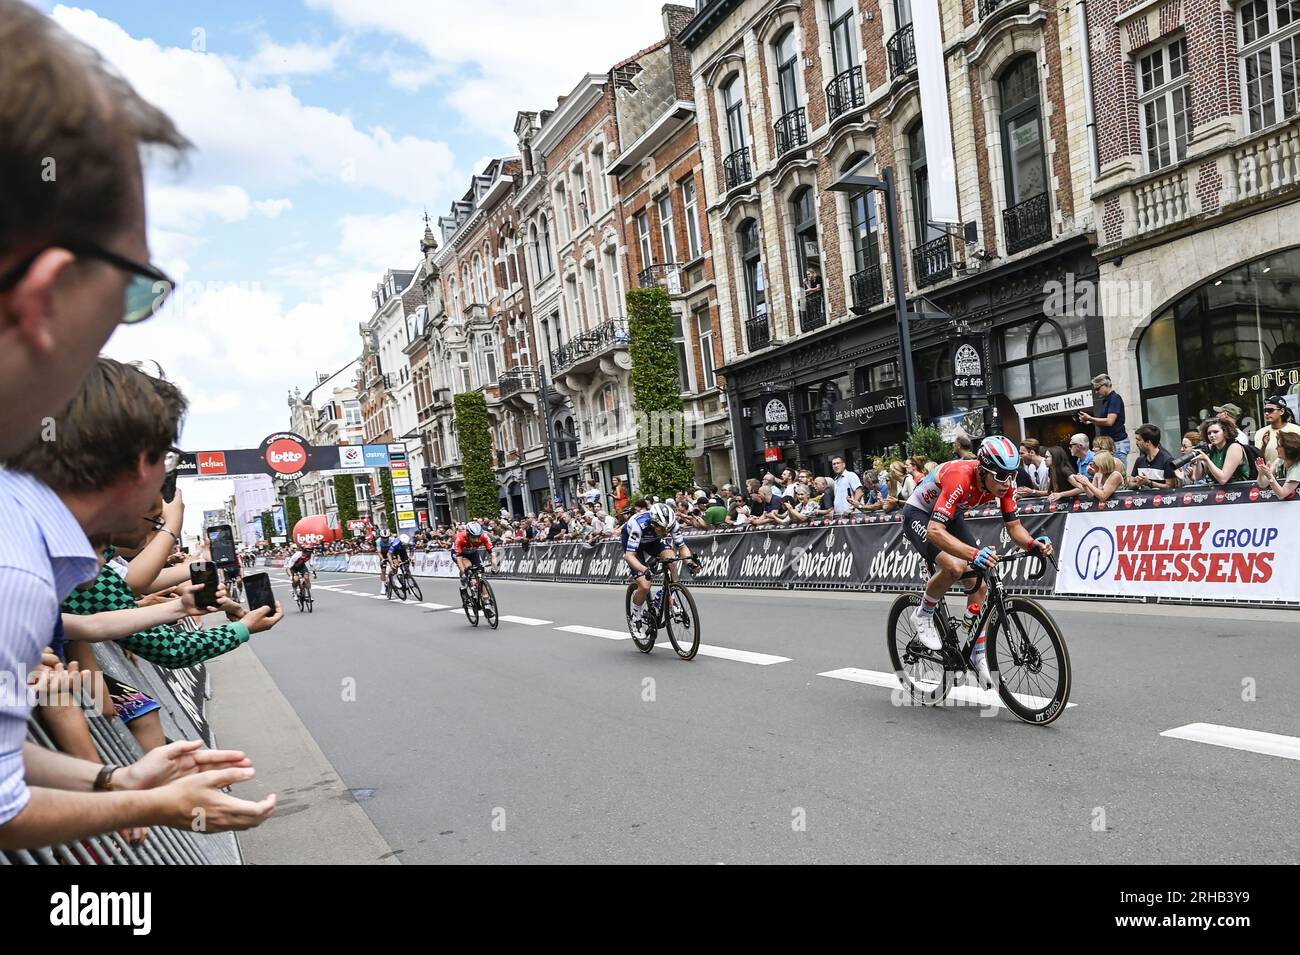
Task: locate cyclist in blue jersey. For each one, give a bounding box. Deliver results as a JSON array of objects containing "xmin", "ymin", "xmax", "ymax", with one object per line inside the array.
[
  {"xmin": 622, "ymin": 500, "xmax": 700, "ymax": 633},
  {"xmin": 386, "ymin": 533, "xmax": 412, "ymax": 581}
]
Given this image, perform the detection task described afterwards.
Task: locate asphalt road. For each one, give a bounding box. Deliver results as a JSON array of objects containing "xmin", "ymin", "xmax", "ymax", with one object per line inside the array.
[{"xmin": 230, "ymin": 569, "xmax": 1300, "ymax": 864}]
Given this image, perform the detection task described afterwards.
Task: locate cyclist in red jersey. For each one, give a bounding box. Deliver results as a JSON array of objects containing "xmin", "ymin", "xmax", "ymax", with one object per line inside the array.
[
  {"xmin": 901, "ymin": 435, "xmax": 1054, "ymax": 688},
  {"xmin": 454, "ymin": 521, "xmax": 499, "ymax": 601}
]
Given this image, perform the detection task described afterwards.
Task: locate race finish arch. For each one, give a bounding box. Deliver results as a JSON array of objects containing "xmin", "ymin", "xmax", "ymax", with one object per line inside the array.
[{"xmin": 174, "ymin": 432, "xmax": 418, "ymax": 538}]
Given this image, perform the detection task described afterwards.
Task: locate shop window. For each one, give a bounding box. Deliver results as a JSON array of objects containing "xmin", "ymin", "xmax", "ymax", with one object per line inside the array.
[{"xmin": 999, "ymin": 317, "xmax": 1090, "ymax": 401}]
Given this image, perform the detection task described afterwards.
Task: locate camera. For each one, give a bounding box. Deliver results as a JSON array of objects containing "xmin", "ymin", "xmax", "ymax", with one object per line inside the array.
[{"xmin": 1170, "ymin": 442, "xmax": 1210, "ymax": 470}]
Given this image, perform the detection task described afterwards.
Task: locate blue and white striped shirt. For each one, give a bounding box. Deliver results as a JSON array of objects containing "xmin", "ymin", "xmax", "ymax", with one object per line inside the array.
[{"xmin": 0, "ymin": 469, "xmax": 98, "ymax": 826}]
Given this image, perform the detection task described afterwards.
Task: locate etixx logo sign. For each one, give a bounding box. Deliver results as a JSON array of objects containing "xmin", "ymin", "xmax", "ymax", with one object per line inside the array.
[{"xmin": 259, "ymin": 432, "xmax": 309, "ymax": 477}]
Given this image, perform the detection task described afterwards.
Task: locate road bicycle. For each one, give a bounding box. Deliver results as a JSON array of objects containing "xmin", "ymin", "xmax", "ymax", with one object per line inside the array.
[
  {"xmin": 292, "ymin": 573, "xmax": 314, "ymax": 613},
  {"xmin": 391, "ymin": 559, "xmax": 422, "ymax": 602},
  {"xmin": 461, "ymin": 563, "xmax": 499, "ymax": 629},
  {"xmin": 885, "ymin": 550, "xmax": 1070, "ymax": 725},
  {"xmin": 624, "ymin": 556, "xmax": 700, "ymax": 660}
]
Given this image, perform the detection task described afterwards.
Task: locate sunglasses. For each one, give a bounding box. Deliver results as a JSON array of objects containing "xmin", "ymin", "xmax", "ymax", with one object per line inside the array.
[
  {"xmin": 0, "ymin": 241, "xmax": 174, "ymax": 325},
  {"xmin": 1265, "ymin": 407, "xmax": 1282, "ymax": 414}
]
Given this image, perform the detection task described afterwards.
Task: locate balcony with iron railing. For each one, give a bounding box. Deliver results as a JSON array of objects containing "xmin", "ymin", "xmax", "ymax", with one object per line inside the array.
[
  {"xmin": 550, "ymin": 317, "xmax": 631, "ymax": 376},
  {"xmin": 912, "ymin": 234, "xmax": 953, "ymax": 288},
  {"xmin": 850, "ymin": 264, "xmax": 885, "ymax": 313},
  {"xmin": 1003, "ymin": 192, "xmax": 1052, "ymax": 254},
  {"xmin": 774, "ymin": 106, "xmax": 808, "ymax": 156},
  {"xmin": 637, "ymin": 263, "xmax": 684, "ymax": 294},
  {"xmin": 745, "ymin": 316, "xmax": 771, "ymax": 352},
  {"xmin": 723, "ymin": 146, "xmax": 752, "ymax": 191},
  {"xmin": 497, "ymin": 367, "xmax": 538, "ymax": 400},
  {"xmin": 799, "ymin": 289, "xmax": 826, "ymax": 333},
  {"xmin": 978, "ymin": 0, "xmax": 1009, "ymax": 17},
  {"xmin": 887, "ymin": 24, "xmax": 916, "ymax": 80},
  {"xmin": 826, "ymin": 67, "xmax": 864, "ymax": 122}
]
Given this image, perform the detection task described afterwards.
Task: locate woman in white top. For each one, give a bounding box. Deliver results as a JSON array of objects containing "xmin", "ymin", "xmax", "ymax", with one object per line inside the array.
[
  {"xmin": 1068, "ymin": 450, "xmax": 1125, "ymax": 503},
  {"xmin": 1257, "ymin": 430, "xmax": 1300, "ymax": 501}
]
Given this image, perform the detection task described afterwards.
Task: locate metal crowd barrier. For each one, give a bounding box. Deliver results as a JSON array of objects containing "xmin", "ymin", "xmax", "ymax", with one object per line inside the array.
[{"xmin": 2, "ymin": 618, "xmax": 242, "ymax": 865}]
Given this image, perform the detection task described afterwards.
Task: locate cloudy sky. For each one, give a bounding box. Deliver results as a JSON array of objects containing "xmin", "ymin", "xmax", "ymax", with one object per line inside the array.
[{"xmin": 35, "ymin": 1, "xmax": 668, "ymax": 532}]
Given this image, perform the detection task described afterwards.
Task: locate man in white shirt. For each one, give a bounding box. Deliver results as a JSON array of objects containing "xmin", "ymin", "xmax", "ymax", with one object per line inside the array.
[
  {"xmin": 830, "ymin": 455, "xmax": 863, "ymax": 514},
  {"xmin": 1255, "ymin": 395, "xmax": 1300, "ymax": 469}
]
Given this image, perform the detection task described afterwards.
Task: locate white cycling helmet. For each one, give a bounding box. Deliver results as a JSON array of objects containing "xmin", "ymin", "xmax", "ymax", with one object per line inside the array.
[
  {"xmin": 399, "ymin": 533, "xmax": 410, "ymax": 544},
  {"xmin": 465, "ymin": 520, "xmax": 483, "ymax": 537},
  {"xmin": 650, "ymin": 502, "xmax": 675, "ymax": 528}
]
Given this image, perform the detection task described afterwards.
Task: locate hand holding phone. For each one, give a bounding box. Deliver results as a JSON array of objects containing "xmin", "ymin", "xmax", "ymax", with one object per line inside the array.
[
  {"xmin": 243, "ymin": 572, "xmax": 276, "ymax": 613},
  {"xmin": 189, "ymin": 561, "xmax": 219, "ymax": 609}
]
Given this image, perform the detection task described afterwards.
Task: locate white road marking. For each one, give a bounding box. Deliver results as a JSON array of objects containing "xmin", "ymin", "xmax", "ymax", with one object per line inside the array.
[
  {"xmin": 419, "ymin": 603, "xmax": 452, "ymax": 610},
  {"xmin": 499, "ymin": 615, "xmax": 552, "ymax": 626},
  {"xmin": 1161, "ymin": 723, "xmax": 1300, "ymax": 761},
  {"xmin": 692, "ymin": 644, "xmax": 790, "ymax": 665},
  {"xmin": 817, "ymin": 667, "xmax": 1076, "ymax": 710},
  {"xmin": 554, "ymin": 625, "xmax": 630, "ymax": 641}
]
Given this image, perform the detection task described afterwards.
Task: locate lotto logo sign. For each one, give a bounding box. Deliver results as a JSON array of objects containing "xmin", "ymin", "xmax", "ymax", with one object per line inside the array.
[
  {"xmin": 198, "ymin": 452, "xmax": 227, "ymax": 475},
  {"xmin": 266, "ymin": 438, "xmax": 307, "ymax": 475}
]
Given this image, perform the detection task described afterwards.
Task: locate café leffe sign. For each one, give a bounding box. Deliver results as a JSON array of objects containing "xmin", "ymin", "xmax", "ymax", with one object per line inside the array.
[{"xmin": 832, "ymin": 389, "xmax": 907, "ymax": 434}]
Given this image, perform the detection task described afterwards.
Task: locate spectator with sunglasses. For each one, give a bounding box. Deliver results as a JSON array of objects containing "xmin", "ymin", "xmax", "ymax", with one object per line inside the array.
[
  {"xmin": 1254, "ymin": 396, "xmax": 1300, "ymax": 471},
  {"xmin": 0, "ymin": 0, "xmax": 186, "ymax": 457}
]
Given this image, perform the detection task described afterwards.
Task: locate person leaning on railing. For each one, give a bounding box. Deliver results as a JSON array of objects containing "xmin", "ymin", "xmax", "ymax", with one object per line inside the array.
[
  {"xmin": 1257, "ymin": 429, "xmax": 1300, "ymax": 500},
  {"xmin": 1187, "ymin": 417, "xmax": 1256, "ymax": 485}
]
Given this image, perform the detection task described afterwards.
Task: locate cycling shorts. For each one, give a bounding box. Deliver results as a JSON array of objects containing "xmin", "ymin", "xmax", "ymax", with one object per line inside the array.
[{"xmin": 902, "ymin": 504, "xmax": 978, "ymax": 567}]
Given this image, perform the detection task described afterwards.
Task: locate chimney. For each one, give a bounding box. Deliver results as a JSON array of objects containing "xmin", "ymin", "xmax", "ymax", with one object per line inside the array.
[{"xmin": 662, "ymin": 3, "xmax": 695, "ymax": 39}]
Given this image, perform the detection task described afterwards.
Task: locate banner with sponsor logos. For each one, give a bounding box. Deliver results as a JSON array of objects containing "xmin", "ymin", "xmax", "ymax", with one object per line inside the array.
[{"xmin": 1057, "ymin": 501, "xmax": 1293, "ymax": 600}]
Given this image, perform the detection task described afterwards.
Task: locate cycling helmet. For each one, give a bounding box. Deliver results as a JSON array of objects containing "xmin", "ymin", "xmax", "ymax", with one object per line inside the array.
[
  {"xmin": 977, "ymin": 435, "xmax": 1020, "ymax": 479},
  {"xmin": 649, "ymin": 502, "xmax": 675, "ymax": 528},
  {"xmin": 399, "ymin": 533, "xmax": 410, "ymax": 544},
  {"xmin": 465, "ymin": 521, "xmax": 483, "ymax": 537}
]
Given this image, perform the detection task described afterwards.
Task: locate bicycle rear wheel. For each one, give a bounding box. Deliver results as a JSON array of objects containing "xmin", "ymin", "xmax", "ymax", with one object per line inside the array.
[
  {"xmin": 986, "ymin": 596, "xmax": 1071, "ymax": 725},
  {"xmin": 624, "ymin": 585, "xmax": 655, "ymax": 652},
  {"xmin": 665, "ymin": 583, "xmax": 700, "ymax": 660},
  {"xmin": 885, "ymin": 593, "xmax": 953, "ymax": 706},
  {"xmin": 391, "ymin": 574, "xmax": 408, "ymax": 601}
]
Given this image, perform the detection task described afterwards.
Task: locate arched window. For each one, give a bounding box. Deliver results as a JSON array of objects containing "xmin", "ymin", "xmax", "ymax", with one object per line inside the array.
[
  {"xmin": 908, "ymin": 123, "xmax": 941, "ymax": 244},
  {"xmin": 722, "ymin": 75, "xmax": 746, "ymax": 153},
  {"xmin": 828, "ymin": 0, "xmax": 858, "ymax": 75},
  {"xmin": 1000, "ymin": 315, "xmax": 1089, "ymax": 402},
  {"xmin": 790, "ymin": 186, "xmax": 821, "ymax": 281},
  {"xmin": 739, "ymin": 218, "xmax": 767, "ymax": 348},
  {"xmin": 774, "ymin": 29, "xmax": 799, "ymax": 116},
  {"xmin": 999, "ymin": 55, "xmax": 1047, "ymax": 213},
  {"xmin": 844, "ymin": 154, "xmax": 881, "ymax": 309},
  {"xmin": 528, "ymin": 223, "xmax": 541, "ymax": 278},
  {"xmin": 540, "ymin": 215, "xmax": 555, "ymax": 273}
]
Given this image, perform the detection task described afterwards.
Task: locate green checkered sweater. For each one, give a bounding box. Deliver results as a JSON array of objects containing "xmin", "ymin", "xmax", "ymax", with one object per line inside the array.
[{"xmin": 61, "ymin": 555, "xmax": 250, "ymax": 668}]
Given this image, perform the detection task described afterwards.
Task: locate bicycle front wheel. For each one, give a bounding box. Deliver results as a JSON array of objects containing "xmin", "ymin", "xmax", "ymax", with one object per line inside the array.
[
  {"xmin": 479, "ymin": 580, "xmax": 499, "ymax": 629},
  {"xmin": 665, "ymin": 583, "xmax": 700, "ymax": 660},
  {"xmin": 405, "ymin": 572, "xmax": 423, "ymax": 602},
  {"xmin": 986, "ymin": 596, "xmax": 1071, "ymax": 725},
  {"xmin": 885, "ymin": 593, "xmax": 952, "ymax": 707}
]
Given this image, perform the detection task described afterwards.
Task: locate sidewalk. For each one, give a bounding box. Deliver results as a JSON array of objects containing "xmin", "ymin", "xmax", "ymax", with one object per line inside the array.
[{"xmin": 206, "ymin": 644, "xmax": 399, "ymax": 865}]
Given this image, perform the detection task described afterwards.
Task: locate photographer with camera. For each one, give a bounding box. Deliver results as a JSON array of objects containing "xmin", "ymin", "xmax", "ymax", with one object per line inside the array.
[{"xmin": 1184, "ymin": 418, "xmax": 1256, "ymax": 485}]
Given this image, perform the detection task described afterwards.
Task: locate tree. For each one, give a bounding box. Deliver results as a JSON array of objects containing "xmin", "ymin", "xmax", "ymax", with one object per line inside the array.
[
  {"xmin": 260, "ymin": 511, "xmax": 275, "ymax": 543},
  {"xmin": 454, "ymin": 390, "xmax": 499, "ymax": 519},
  {"xmin": 334, "ymin": 474, "xmax": 359, "ymax": 525},
  {"xmin": 284, "ymin": 495, "xmax": 302, "ymax": 532},
  {"xmin": 906, "ymin": 417, "xmax": 954, "ymax": 465},
  {"xmin": 627, "ymin": 286, "xmax": 694, "ymax": 498}
]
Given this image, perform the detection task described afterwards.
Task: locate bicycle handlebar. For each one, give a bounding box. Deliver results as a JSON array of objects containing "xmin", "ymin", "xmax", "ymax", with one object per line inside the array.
[{"xmin": 958, "ymin": 548, "xmax": 1057, "ymax": 591}]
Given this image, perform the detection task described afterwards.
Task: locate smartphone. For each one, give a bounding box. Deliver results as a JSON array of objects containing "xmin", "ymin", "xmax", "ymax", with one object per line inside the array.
[
  {"xmin": 180, "ymin": 545, "xmax": 190, "ymax": 554},
  {"xmin": 189, "ymin": 561, "xmax": 219, "ymax": 608},
  {"xmin": 243, "ymin": 572, "xmax": 275, "ymax": 613},
  {"xmin": 206, "ymin": 524, "xmax": 238, "ymax": 568}
]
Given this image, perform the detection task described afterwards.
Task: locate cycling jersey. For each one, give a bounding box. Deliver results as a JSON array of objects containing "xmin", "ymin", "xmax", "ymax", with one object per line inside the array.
[
  {"xmin": 376, "ymin": 538, "xmax": 392, "ymax": 554},
  {"xmin": 288, "ymin": 550, "xmax": 313, "ymax": 573},
  {"xmin": 905, "ymin": 458, "xmax": 1018, "ymax": 526},
  {"xmin": 621, "ymin": 511, "xmax": 685, "ymax": 554},
  {"xmin": 453, "ymin": 529, "xmax": 493, "ymax": 555},
  {"xmin": 388, "ymin": 541, "xmax": 410, "ymax": 562}
]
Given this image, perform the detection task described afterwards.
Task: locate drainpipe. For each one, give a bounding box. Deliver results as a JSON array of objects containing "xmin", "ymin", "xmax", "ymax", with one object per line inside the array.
[{"xmin": 1074, "ymin": 0, "xmax": 1100, "ymax": 186}]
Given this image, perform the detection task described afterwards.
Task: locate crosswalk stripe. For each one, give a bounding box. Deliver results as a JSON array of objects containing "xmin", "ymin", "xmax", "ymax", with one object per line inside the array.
[
  {"xmin": 1161, "ymin": 723, "xmax": 1300, "ymax": 761},
  {"xmin": 693, "ymin": 644, "xmax": 790, "ymax": 665},
  {"xmin": 419, "ymin": 603, "xmax": 452, "ymax": 610},
  {"xmin": 499, "ymin": 615, "xmax": 552, "ymax": 626}
]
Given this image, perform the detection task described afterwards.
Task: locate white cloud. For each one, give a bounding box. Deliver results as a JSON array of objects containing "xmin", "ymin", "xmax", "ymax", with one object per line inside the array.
[
  {"xmin": 253, "ymin": 198, "xmax": 293, "ymax": 217},
  {"xmin": 51, "ymin": 5, "xmax": 456, "ymax": 200},
  {"xmin": 233, "ymin": 38, "xmax": 346, "ymax": 80},
  {"xmin": 306, "ymin": 0, "xmax": 666, "ymax": 139}
]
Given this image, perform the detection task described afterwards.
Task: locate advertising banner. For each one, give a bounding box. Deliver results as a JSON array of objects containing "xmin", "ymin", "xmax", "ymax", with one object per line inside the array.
[
  {"xmin": 1056, "ymin": 500, "xmax": 1293, "ymax": 600},
  {"xmin": 363, "ymin": 445, "xmax": 391, "ymax": 468}
]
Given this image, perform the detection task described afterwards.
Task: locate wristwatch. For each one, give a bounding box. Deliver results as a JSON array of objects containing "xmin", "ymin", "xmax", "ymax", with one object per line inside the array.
[{"xmin": 93, "ymin": 764, "xmax": 120, "ymax": 791}]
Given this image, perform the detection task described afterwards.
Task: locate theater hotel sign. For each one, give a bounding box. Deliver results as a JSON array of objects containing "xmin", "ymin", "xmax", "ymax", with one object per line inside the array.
[{"xmin": 1014, "ymin": 388, "xmax": 1092, "ymax": 438}]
